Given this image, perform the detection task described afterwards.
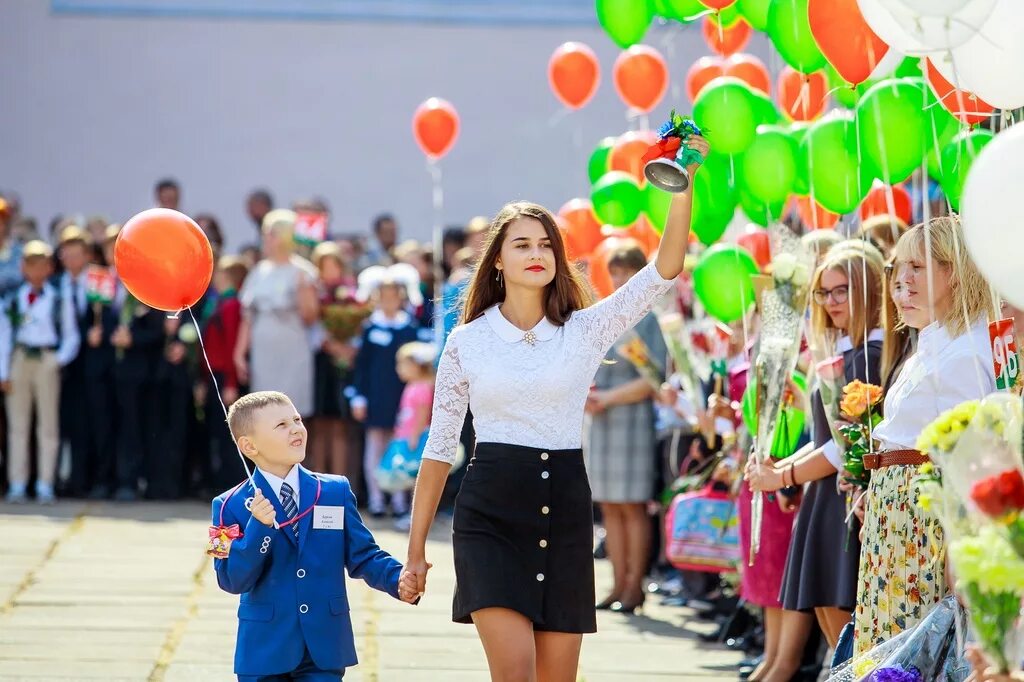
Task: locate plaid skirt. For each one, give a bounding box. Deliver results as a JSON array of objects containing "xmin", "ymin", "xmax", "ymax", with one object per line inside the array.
[{"xmin": 451, "ymin": 442, "xmax": 597, "ymax": 633}]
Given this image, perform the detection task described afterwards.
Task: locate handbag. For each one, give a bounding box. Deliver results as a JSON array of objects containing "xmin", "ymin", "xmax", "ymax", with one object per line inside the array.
[
  {"xmin": 374, "ymin": 432, "xmax": 428, "ymax": 493},
  {"xmin": 664, "ymin": 483, "xmax": 739, "ymax": 573}
]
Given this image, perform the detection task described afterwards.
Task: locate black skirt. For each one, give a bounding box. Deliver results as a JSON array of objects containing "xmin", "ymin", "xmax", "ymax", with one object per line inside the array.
[
  {"xmin": 452, "ymin": 442, "xmax": 597, "ymax": 633},
  {"xmin": 779, "ymin": 473, "xmax": 861, "ymax": 612}
]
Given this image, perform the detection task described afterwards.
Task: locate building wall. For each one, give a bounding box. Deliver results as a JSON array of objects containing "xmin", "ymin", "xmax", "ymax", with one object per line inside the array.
[{"xmin": 2, "ymin": 1, "xmax": 769, "ymax": 250}]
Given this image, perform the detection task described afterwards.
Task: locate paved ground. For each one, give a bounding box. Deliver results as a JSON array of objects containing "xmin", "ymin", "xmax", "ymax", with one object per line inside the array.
[{"xmin": 0, "ymin": 501, "xmax": 740, "ymax": 681}]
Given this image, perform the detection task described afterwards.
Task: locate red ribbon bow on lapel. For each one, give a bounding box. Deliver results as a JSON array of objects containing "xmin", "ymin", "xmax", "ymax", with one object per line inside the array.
[{"xmin": 209, "ymin": 524, "xmax": 243, "ymax": 539}]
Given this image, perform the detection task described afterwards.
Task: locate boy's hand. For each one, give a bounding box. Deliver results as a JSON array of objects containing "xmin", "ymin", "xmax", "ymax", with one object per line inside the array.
[
  {"xmin": 249, "ymin": 489, "xmax": 277, "ymax": 528},
  {"xmin": 398, "ymin": 570, "xmax": 420, "ymax": 603},
  {"xmin": 404, "ymin": 556, "xmax": 432, "ymax": 598}
]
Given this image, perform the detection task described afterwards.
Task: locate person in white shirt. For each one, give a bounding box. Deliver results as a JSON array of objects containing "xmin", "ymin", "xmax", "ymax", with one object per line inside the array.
[
  {"xmin": 400, "ymin": 136, "xmax": 709, "ymax": 681},
  {"xmin": 0, "ymin": 240, "xmax": 80, "ymax": 503},
  {"xmin": 852, "ymin": 216, "xmax": 996, "ymax": 656}
]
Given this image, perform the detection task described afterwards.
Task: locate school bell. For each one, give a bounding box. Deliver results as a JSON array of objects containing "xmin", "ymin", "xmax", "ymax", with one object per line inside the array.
[{"xmin": 644, "ymin": 157, "xmax": 690, "ymax": 194}]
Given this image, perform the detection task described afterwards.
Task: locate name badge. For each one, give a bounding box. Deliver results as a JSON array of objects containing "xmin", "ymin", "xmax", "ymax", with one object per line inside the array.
[
  {"xmin": 313, "ymin": 505, "xmax": 345, "ymax": 530},
  {"xmin": 368, "ymin": 328, "xmax": 393, "ymax": 347}
]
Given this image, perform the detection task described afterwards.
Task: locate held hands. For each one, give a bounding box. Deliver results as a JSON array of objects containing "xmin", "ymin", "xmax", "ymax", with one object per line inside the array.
[
  {"xmin": 398, "ymin": 569, "xmax": 422, "ymax": 604},
  {"xmin": 249, "ymin": 489, "xmax": 277, "ymax": 528},
  {"xmin": 401, "ymin": 555, "xmax": 433, "ymax": 603}
]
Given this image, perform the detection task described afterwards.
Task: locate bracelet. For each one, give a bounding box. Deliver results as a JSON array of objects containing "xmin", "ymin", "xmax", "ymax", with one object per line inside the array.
[{"xmin": 790, "ymin": 463, "xmax": 798, "ymax": 487}]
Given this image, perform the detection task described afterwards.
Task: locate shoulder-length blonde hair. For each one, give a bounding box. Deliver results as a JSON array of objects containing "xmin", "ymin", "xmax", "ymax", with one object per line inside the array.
[
  {"xmin": 460, "ymin": 201, "xmax": 592, "ymax": 325},
  {"xmin": 892, "ymin": 216, "xmax": 996, "ymax": 337},
  {"xmin": 809, "ymin": 242, "xmax": 885, "ymax": 349}
]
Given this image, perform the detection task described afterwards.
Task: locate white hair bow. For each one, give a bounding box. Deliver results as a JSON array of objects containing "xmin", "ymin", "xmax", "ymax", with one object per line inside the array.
[{"xmin": 357, "ymin": 263, "xmax": 423, "ymax": 307}]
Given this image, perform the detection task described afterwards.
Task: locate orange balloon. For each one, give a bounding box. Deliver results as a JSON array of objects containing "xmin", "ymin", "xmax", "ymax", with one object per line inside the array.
[
  {"xmin": 860, "ymin": 184, "xmax": 913, "ymax": 225},
  {"xmin": 115, "ymin": 208, "xmax": 214, "ymax": 312},
  {"xmin": 559, "ymin": 199, "xmax": 604, "ymax": 260},
  {"xmin": 736, "ymin": 226, "xmax": 771, "ymax": 269},
  {"xmin": 608, "ymin": 130, "xmax": 659, "ymax": 184},
  {"xmin": 791, "ymin": 196, "xmax": 839, "ymax": 230},
  {"xmin": 702, "ymin": 17, "xmax": 751, "ymax": 57},
  {"xmin": 686, "ymin": 56, "xmax": 725, "ymax": 102},
  {"xmin": 412, "ymin": 98, "xmax": 460, "ymax": 160},
  {"xmin": 777, "ymin": 67, "xmax": 828, "ymax": 121},
  {"xmin": 700, "ymin": 0, "xmax": 737, "ymax": 9},
  {"xmin": 724, "ymin": 53, "xmax": 770, "ymax": 95},
  {"xmin": 807, "ymin": 0, "xmax": 888, "ymax": 86},
  {"xmin": 548, "ymin": 42, "xmax": 600, "ymax": 110},
  {"xmin": 588, "ymin": 237, "xmax": 625, "ymax": 298},
  {"xmin": 622, "ymin": 216, "xmax": 662, "ymax": 256},
  {"xmin": 613, "ymin": 45, "xmax": 669, "ymax": 113},
  {"xmin": 924, "ymin": 58, "xmax": 994, "ymax": 126}
]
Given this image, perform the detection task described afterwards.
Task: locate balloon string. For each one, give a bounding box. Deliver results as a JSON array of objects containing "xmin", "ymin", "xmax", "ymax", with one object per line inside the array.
[
  {"xmin": 428, "ymin": 161, "xmax": 445, "ymax": 347},
  {"xmin": 186, "ymin": 306, "xmax": 255, "ymax": 489}
]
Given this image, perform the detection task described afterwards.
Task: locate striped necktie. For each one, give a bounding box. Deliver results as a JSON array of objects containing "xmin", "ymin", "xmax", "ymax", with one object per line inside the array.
[{"xmin": 280, "ymin": 482, "xmax": 299, "ymax": 540}]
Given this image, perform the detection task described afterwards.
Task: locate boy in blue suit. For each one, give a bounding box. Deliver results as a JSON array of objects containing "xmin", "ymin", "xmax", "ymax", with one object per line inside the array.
[{"xmin": 211, "ymin": 391, "xmax": 418, "ymax": 681}]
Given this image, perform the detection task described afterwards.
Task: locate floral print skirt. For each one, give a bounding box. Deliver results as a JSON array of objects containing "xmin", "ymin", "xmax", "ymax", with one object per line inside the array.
[{"xmin": 854, "ymin": 463, "xmax": 947, "ymax": 656}]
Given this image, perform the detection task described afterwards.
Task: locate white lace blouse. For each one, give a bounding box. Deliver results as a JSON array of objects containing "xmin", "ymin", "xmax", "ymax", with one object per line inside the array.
[{"xmin": 421, "ymin": 263, "xmax": 675, "ymax": 464}]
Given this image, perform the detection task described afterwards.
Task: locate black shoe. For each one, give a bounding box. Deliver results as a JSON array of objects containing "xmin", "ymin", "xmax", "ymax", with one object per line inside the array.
[
  {"xmin": 593, "ymin": 538, "xmax": 607, "ymax": 559},
  {"xmin": 610, "ymin": 596, "xmax": 645, "ymax": 615},
  {"xmin": 596, "ymin": 595, "xmax": 619, "ymax": 610}
]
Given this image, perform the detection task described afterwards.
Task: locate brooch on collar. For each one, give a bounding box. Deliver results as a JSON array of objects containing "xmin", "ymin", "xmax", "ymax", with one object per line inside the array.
[{"xmin": 523, "ymin": 330, "xmax": 538, "ymax": 346}]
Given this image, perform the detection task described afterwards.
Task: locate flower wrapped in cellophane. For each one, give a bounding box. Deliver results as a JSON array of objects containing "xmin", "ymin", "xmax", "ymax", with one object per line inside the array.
[
  {"xmin": 615, "ymin": 330, "xmax": 666, "ymax": 391},
  {"xmin": 748, "ymin": 223, "xmax": 814, "ymax": 561},
  {"xmin": 655, "ymin": 311, "xmax": 705, "ymax": 407},
  {"xmin": 913, "ymin": 393, "xmax": 1024, "ymax": 674},
  {"xmin": 837, "ymin": 379, "xmax": 884, "ymax": 489}
]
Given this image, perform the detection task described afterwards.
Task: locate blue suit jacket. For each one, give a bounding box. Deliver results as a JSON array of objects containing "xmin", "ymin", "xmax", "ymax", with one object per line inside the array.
[{"xmin": 212, "ymin": 467, "xmax": 403, "ymax": 676}]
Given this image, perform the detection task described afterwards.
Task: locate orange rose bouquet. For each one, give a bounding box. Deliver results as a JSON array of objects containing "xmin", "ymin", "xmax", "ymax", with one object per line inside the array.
[{"xmin": 837, "ymin": 379, "xmax": 884, "ymax": 488}]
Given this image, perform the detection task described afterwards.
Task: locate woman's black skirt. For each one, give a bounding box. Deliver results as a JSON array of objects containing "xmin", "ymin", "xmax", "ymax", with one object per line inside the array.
[{"xmin": 452, "ymin": 442, "xmax": 597, "ymax": 633}]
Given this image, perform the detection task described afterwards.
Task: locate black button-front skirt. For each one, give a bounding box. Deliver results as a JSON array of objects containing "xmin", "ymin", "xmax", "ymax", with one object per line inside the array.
[{"xmin": 451, "ymin": 442, "xmax": 597, "ymax": 633}]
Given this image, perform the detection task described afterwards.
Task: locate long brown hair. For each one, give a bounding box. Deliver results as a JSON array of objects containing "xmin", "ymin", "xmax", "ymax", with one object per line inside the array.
[{"xmin": 460, "ymin": 201, "xmax": 592, "ymax": 325}]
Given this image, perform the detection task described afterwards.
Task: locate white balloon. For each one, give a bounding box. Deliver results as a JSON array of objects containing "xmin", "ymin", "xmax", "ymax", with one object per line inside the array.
[
  {"xmin": 868, "ymin": 49, "xmax": 908, "ymax": 81},
  {"xmin": 962, "ymin": 125, "xmax": 1024, "ymax": 308},
  {"xmin": 880, "ymin": 0, "xmax": 995, "ymax": 51},
  {"xmin": 857, "ymin": 0, "xmax": 927, "ymax": 54},
  {"xmin": 895, "ymin": 0, "xmax": 976, "ymax": 17},
  {"xmin": 943, "ymin": 0, "xmax": 1024, "ymax": 109}
]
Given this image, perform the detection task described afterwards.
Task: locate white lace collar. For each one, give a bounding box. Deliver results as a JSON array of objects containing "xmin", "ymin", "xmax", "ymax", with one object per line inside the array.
[{"xmin": 484, "ymin": 304, "xmax": 559, "ymax": 345}]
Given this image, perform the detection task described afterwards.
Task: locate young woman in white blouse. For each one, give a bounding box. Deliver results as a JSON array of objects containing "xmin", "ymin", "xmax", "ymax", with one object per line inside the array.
[
  {"xmin": 852, "ymin": 216, "xmax": 995, "ymax": 655},
  {"xmin": 404, "ymin": 137, "xmax": 709, "ymax": 682}
]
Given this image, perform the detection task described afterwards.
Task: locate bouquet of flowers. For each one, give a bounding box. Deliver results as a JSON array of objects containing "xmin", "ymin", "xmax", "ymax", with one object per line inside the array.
[
  {"xmin": 616, "ymin": 330, "xmax": 666, "ymax": 391},
  {"xmin": 913, "ymin": 394, "xmax": 1024, "ymax": 673},
  {"xmin": 837, "ymin": 380, "xmax": 884, "ymax": 489},
  {"xmin": 656, "ymin": 311, "xmax": 705, "ymax": 406},
  {"xmin": 748, "ymin": 223, "xmax": 814, "ymax": 561}
]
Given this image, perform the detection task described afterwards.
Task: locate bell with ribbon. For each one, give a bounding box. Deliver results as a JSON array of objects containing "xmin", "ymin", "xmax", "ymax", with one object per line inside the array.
[
  {"xmin": 206, "ymin": 524, "xmax": 243, "ymax": 558},
  {"xmin": 642, "ymin": 111, "xmax": 705, "ymax": 194}
]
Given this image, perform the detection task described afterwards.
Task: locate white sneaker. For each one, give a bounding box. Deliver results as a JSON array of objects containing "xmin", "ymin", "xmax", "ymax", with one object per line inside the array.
[
  {"xmin": 5, "ymin": 489, "xmax": 27, "ymax": 504},
  {"xmin": 35, "ymin": 483, "xmax": 56, "ymax": 505},
  {"xmin": 393, "ymin": 514, "xmax": 412, "ymax": 532}
]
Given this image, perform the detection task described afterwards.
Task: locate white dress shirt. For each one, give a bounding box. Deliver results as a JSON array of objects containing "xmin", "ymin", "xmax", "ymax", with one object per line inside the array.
[
  {"xmin": 421, "ymin": 262, "xmax": 674, "ymax": 464},
  {"xmin": 873, "ymin": 318, "xmax": 995, "ymax": 451},
  {"xmin": 0, "ymin": 282, "xmax": 81, "ymax": 381},
  {"xmin": 258, "ymin": 464, "xmax": 301, "ymax": 507}
]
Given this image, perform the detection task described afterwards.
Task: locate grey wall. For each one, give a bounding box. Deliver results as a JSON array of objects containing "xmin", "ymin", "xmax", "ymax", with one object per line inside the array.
[{"xmin": 2, "ymin": 1, "xmax": 770, "ymax": 251}]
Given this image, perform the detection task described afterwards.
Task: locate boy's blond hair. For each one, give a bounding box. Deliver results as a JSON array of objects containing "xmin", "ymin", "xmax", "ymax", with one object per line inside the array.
[{"xmin": 227, "ymin": 391, "xmax": 293, "ymax": 442}]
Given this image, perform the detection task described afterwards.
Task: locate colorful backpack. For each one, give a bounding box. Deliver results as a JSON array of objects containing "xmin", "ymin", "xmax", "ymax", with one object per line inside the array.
[{"xmin": 664, "ymin": 484, "xmax": 739, "ymax": 573}]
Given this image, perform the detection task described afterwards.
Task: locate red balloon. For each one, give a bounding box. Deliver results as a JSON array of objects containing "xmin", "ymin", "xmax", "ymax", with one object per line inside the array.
[
  {"xmin": 808, "ymin": 0, "xmax": 888, "ymax": 86},
  {"xmin": 686, "ymin": 56, "xmax": 725, "ymax": 102},
  {"xmin": 613, "ymin": 45, "xmax": 669, "ymax": 113},
  {"xmin": 588, "ymin": 237, "xmax": 626, "ymax": 298},
  {"xmin": 924, "ymin": 58, "xmax": 994, "ymax": 126},
  {"xmin": 777, "ymin": 67, "xmax": 828, "ymax": 121},
  {"xmin": 700, "ymin": 0, "xmax": 737, "ymax": 9},
  {"xmin": 724, "ymin": 53, "xmax": 770, "ymax": 95},
  {"xmin": 860, "ymin": 184, "xmax": 913, "ymax": 225},
  {"xmin": 548, "ymin": 42, "xmax": 600, "ymax": 110},
  {"xmin": 790, "ymin": 196, "xmax": 839, "ymax": 230},
  {"xmin": 412, "ymin": 98, "xmax": 460, "ymax": 160},
  {"xmin": 559, "ymin": 199, "xmax": 604, "ymax": 260},
  {"xmin": 619, "ymin": 216, "xmax": 662, "ymax": 256},
  {"xmin": 736, "ymin": 226, "xmax": 771, "ymax": 270},
  {"xmin": 608, "ymin": 130, "xmax": 659, "ymax": 183},
  {"xmin": 702, "ymin": 17, "xmax": 751, "ymax": 57},
  {"xmin": 115, "ymin": 208, "xmax": 214, "ymax": 312}
]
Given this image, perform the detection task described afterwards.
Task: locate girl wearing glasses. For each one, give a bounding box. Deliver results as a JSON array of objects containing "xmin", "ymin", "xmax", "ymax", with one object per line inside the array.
[{"xmin": 746, "ymin": 243, "xmax": 892, "ymax": 675}]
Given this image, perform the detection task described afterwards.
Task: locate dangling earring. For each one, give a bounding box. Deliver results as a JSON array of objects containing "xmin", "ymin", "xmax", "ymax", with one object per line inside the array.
[{"xmin": 496, "ymin": 270, "xmax": 504, "ymax": 287}]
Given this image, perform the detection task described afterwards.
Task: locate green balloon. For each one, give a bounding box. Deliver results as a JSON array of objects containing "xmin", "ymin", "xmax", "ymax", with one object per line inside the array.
[
  {"xmin": 738, "ymin": 187, "xmax": 787, "ymax": 227},
  {"xmin": 939, "ymin": 129, "xmax": 994, "ymax": 211},
  {"xmin": 692, "ymin": 244, "xmax": 759, "ymax": 323},
  {"xmin": 803, "ymin": 113, "xmax": 867, "ymax": 214},
  {"xmin": 740, "ymin": 125, "xmax": 798, "ymax": 204},
  {"xmin": 588, "ymin": 137, "xmax": 616, "ymax": 185},
  {"xmin": 653, "ymin": 0, "xmax": 705, "ymax": 22},
  {"xmin": 894, "ymin": 56, "xmax": 921, "ymax": 78},
  {"xmin": 694, "ymin": 77, "xmax": 759, "ymax": 155},
  {"xmin": 825, "ymin": 64, "xmax": 858, "ymax": 108},
  {"xmin": 741, "ymin": 371, "xmax": 808, "ymax": 458},
  {"xmin": 692, "ymin": 152, "xmax": 739, "ymax": 244},
  {"xmin": 715, "ymin": 3, "xmax": 744, "ymax": 27},
  {"xmin": 643, "ymin": 182, "xmax": 672, "ymax": 235},
  {"xmin": 736, "ymin": 0, "xmax": 771, "ymax": 31},
  {"xmin": 789, "ymin": 123, "xmax": 811, "ymax": 195},
  {"xmin": 768, "ymin": 0, "xmax": 827, "ymax": 73},
  {"xmin": 926, "ymin": 116, "xmax": 959, "ymax": 182},
  {"xmin": 591, "ymin": 171, "xmax": 644, "ymax": 227},
  {"xmin": 597, "ymin": 0, "xmax": 654, "ymax": 48},
  {"xmin": 751, "ymin": 90, "xmax": 781, "ymax": 126},
  {"xmin": 857, "ymin": 78, "xmax": 928, "ymax": 184}
]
